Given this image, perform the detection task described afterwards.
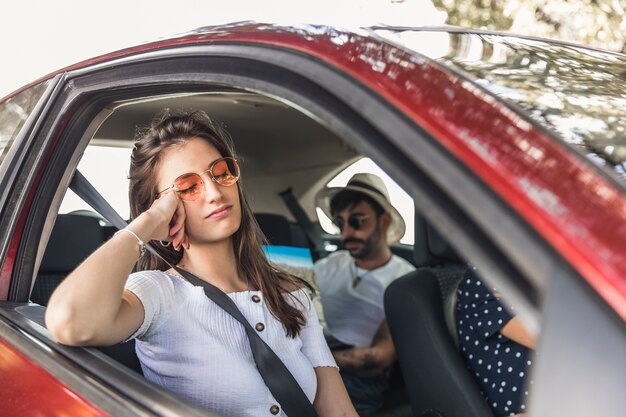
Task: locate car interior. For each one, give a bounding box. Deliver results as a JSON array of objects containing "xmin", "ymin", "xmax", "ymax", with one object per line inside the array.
[{"xmin": 29, "ymin": 90, "xmax": 497, "ymax": 416}]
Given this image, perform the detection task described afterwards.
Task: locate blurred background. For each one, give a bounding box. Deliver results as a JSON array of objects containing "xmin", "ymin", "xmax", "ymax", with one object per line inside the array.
[{"xmin": 1, "ymin": 0, "xmax": 625, "ymax": 98}]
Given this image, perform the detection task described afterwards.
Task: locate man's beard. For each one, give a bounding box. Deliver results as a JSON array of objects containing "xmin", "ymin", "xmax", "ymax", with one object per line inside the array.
[{"xmin": 342, "ymin": 223, "xmax": 382, "ymax": 259}]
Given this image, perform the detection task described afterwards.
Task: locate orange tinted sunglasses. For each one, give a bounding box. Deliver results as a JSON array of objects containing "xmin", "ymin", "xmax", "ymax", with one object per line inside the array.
[{"xmin": 156, "ymin": 157, "xmax": 240, "ymax": 201}]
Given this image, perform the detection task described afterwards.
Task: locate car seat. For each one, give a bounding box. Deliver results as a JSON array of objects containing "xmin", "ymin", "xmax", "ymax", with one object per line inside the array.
[
  {"xmin": 384, "ymin": 214, "xmax": 494, "ymax": 417},
  {"xmin": 31, "ymin": 213, "xmax": 105, "ymax": 306},
  {"xmin": 32, "ymin": 212, "xmax": 143, "ymax": 374},
  {"xmin": 255, "ymin": 212, "xmax": 297, "ymax": 246}
]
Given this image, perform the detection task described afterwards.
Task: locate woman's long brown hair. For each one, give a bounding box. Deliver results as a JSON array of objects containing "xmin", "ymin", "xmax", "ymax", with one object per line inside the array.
[{"xmin": 128, "ymin": 111, "xmax": 312, "ymax": 337}]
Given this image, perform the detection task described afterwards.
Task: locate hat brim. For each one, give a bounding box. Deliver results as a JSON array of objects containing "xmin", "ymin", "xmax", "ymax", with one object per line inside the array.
[{"xmin": 315, "ymin": 186, "xmax": 406, "ymax": 244}]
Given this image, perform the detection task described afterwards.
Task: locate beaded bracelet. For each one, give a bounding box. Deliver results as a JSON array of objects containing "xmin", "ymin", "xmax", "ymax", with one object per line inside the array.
[{"xmin": 115, "ymin": 229, "xmax": 146, "ymax": 257}]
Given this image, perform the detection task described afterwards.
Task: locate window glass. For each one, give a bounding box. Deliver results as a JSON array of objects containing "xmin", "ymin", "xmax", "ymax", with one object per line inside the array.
[
  {"xmin": 316, "ymin": 158, "xmax": 415, "ymax": 245},
  {"xmin": 375, "ymin": 30, "xmax": 626, "ymax": 181},
  {"xmin": 59, "ymin": 145, "xmax": 133, "ymax": 219},
  {"xmin": 0, "ymin": 81, "xmax": 50, "ymax": 168}
]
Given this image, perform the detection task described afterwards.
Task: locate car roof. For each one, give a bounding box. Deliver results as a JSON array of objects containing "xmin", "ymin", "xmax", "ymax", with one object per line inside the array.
[{"xmin": 5, "ymin": 22, "xmax": 624, "ymax": 101}]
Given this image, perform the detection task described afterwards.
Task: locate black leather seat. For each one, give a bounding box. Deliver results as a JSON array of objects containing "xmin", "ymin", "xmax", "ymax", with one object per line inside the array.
[
  {"xmin": 255, "ymin": 213, "xmax": 296, "ymax": 246},
  {"xmin": 384, "ymin": 214, "xmax": 494, "ymax": 417},
  {"xmin": 31, "ymin": 213, "xmax": 105, "ymax": 306},
  {"xmin": 32, "ymin": 212, "xmax": 143, "ymax": 374}
]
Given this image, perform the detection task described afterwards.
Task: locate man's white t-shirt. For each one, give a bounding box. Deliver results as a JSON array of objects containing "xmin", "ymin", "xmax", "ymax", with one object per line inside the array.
[{"xmin": 313, "ymin": 250, "xmax": 415, "ymax": 348}]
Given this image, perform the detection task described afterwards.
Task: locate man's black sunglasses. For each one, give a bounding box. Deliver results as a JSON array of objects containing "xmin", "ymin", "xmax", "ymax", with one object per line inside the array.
[{"xmin": 333, "ymin": 214, "xmax": 370, "ymax": 231}]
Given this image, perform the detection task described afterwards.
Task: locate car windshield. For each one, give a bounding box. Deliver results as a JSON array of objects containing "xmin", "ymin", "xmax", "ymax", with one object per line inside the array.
[
  {"xmin": 0, "ymin": 81, "xmax": 50, "ymax": 167},
  {"xmin": 373, "ymin": 29, "xmax": 626, "ymax": 180}
]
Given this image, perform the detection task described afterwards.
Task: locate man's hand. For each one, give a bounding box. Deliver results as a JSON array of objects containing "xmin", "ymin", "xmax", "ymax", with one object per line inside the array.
[{"xmin": 332, "ymin": 321, "xmax": 396, "ymax": 379}]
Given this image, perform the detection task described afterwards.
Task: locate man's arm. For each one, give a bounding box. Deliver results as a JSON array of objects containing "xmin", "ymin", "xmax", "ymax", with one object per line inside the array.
[{"xmin": 332, "ymin": 321, "xmax": 395, "ymax": 379}]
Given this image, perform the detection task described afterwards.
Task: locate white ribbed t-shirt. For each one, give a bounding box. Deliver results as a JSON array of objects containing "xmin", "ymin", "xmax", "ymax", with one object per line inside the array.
[
  {"xmin": 125, "ymin": 270, "xmax": 337, "ymax": 417},
  {"xmin": 313, "ymin": 250, "xmax": 415, "ymax": 347}
]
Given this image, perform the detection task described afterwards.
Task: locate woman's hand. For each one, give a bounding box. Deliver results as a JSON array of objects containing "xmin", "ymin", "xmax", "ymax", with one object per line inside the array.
[
  {"xmin": 141, "ymin": 191, "xmax": 189, "ymax": 250},
  {"xmin": 167, "ymin": 195, "xmax": 189, "ymax": 251}
]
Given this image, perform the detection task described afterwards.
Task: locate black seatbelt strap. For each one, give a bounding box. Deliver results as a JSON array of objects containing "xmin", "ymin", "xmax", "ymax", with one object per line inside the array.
[
  {"xmin": 70, "ymin": 171, "xmax": 318, "ymax": 417},
  {"xmin": 279, "ymin": 187, "xmax": 327, "ymax": 261},
  {"xmin": 70, "ymin": 171, "xmax": 128, "ymax": 229},
  {"xmin": 173, "ymin": 267, "xmax": 317, "ymax": 417}
]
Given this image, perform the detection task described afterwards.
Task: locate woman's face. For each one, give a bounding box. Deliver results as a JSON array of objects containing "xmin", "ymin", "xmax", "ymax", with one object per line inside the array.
[{"xmin": 156, "ymin": 137, "xmax": 242, "ymax": 245}]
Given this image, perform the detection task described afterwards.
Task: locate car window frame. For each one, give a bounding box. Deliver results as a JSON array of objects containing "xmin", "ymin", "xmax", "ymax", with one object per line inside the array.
[
  {"xmin": 0, "ymin": 77, "xmax": 62, "ymax": 301},
  {"xmin": 28, "ymin": 45, "xmax": 549, "ymax": 316}
]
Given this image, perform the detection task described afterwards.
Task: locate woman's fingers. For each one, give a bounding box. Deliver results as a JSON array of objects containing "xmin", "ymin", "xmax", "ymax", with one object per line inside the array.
[
  {"xmin": 179, "ymin": 223, "xmax": 189, "ymax": 251},
  {"xmin": 169, "ymin": 202, "xmax": 186, "ymax": 235},
  {"xmin": 172, "ymin": 226, "xmax": 186, "ymax": 251},
  {"xmin": 170, "ymin": 201, "xmax": 187, "ymax": 251},
  {"xmin": 147, "ymin": 191, "xmax": 181, "ymax": 241},
  {"xmin": 147, "ymin": 191, "xmax": 189, "ymax": 250}
]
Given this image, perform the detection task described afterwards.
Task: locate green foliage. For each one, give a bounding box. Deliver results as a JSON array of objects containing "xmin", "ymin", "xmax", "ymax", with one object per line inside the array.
[{"xmin": 432, "ymin": 0, "xmax": 626, "ymax": 53}]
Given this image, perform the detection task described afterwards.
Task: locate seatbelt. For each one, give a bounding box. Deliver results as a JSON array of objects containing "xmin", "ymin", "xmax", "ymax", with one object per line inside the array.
[
  {"xmin": 278, "ymin": 187, "xmax": 327, "ymax": 261},
  {"xmin": 70, "ymin": 171, "xmax": 319, "ymax": 417}
]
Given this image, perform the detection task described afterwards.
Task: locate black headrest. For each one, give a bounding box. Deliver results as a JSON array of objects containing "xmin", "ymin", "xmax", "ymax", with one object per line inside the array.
[
  {"xmin": 254, "ymin": 213, "xmax": 293, "ymax": 246},
  {"xmin": 413, "ymin": 212, "xmax": 462, "ymax": 266},
  {"xmin": 40, "ymin": 214, "xmax": 104, "ymax": 272}
]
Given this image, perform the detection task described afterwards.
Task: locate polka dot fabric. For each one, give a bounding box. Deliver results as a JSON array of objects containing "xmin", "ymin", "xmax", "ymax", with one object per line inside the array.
[{"xmin": 456, "ymin": 269, "xmax": 533, "ymax": 416}]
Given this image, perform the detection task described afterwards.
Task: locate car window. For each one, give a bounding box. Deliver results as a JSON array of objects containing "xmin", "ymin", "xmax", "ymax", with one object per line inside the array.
[
  {"xmin": 59, "ymin": 144, "xmax": 133, "ymax": 219},
  {"xmin": 374, "ymin": 30, "xmax": 626, "ymax": 181},
  {"xmin": 316, "ymin": 157, "xmax": 415, "ymax": 245},
  {"xmin": 27, "ymin": 65, "xmax": 547, "ymax": 416},
  {"xmin": 0, "ymin": 81, "xmax": 50, "ymax": 168}
]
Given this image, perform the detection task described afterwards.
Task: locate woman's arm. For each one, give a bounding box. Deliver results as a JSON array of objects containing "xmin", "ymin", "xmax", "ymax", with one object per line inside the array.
[
  {"xmin": 500, "ymin": 316, "xmax": 536, "ymax": 349},
  {"xmin": 492, "ymin": 290, "xmax": 536, "ymax": 349},
  {"xmin": 45, "ymin": 191, "xmax": 185, "ymax": 346},
  {"xmin": 313, "ymin": 367, "xmax": 358, "ymax": 417}
]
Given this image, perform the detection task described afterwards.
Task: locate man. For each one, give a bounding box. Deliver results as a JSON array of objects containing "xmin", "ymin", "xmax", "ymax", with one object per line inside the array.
[{"xmin": 313, "ymin": 173, "xmax": 415, "ymax": 416}]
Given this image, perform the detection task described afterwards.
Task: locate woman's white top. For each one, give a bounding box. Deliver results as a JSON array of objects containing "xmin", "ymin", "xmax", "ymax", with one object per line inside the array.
[{"xmin": 125, "ymin": 270, "xmax": 337, "ymax": 417}]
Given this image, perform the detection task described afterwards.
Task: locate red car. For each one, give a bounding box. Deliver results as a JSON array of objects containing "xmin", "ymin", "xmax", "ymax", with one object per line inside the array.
[{"xmin": 0, "ymin": 23, "xmax": 624, "ymax": 417}]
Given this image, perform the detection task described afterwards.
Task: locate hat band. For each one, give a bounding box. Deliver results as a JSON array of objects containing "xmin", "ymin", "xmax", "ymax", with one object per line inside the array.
[{"xmin": 348, "ymin": 180, "xmax": 387, "ymax": 200}]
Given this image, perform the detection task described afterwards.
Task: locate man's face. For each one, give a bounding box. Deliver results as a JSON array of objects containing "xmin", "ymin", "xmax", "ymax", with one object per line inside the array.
[{"xmin": 334, "ymin": 200, "xmax": 383, "ymax": 259}]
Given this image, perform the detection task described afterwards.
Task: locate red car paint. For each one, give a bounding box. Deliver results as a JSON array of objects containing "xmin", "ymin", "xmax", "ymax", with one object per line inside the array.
[{"xmin": 0, "ymin": 339, "xmax": 109, "ymax": 417}]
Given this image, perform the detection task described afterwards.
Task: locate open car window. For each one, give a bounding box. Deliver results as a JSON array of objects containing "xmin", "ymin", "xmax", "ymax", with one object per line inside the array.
[{"xmin": 60, "ymin": 145, "xmax": 133, "ymax": 218}]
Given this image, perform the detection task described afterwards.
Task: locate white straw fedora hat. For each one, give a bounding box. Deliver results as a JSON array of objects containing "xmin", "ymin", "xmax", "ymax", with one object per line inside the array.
[{"xmin": 316, "ymin": 173, "xmax": 406, "ymax": 244}]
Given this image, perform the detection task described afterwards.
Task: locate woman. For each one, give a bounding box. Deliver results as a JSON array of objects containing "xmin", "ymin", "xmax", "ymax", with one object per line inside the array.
[
  {"xmin": 456, "ymin": 268, "xmax": 536, "ymax": 417},
  {"xmin": 46, "ymin": 111, "xmax": 357, "ymax": 417}
]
